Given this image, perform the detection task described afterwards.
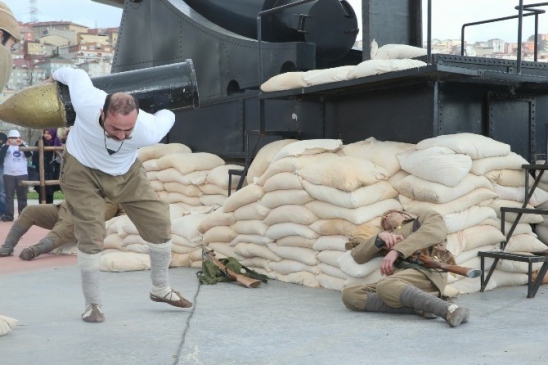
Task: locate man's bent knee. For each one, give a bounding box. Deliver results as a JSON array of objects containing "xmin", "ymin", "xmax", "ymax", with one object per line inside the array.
[{"xmin": 342, "ymin": 286, "xmax": 368, "ymax": 311}]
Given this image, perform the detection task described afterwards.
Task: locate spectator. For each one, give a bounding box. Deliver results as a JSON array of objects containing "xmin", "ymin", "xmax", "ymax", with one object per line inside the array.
[
  {"xmin": 0, "ymin": 131, "xmax": 6, "ymax": 216},
  {"xmin": 32, "ymin": 128, "xmax": 62, "ymax": 203},
  {"xmin": 0, "ymin": 130, "xmax": 32, "ymax": 222}
]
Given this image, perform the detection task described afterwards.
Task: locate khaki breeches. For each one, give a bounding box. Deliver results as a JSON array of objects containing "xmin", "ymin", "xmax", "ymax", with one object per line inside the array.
[
  {"xmin": 341, "ymin": 269, "xmax": 441, "ymax": 311},
  {"xmin": 60, "ymin": 151, "xmax": 171, "ymax": 254}
]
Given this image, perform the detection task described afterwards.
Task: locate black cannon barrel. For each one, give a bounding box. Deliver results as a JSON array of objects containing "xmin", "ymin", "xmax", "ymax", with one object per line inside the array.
[
  {"xmin": 59, "ymin": 59, "xmax": 199, "ymax": 125},
  {"xmin": 185, "ymin": 0, "xmax": 358, "ymax": 61}
]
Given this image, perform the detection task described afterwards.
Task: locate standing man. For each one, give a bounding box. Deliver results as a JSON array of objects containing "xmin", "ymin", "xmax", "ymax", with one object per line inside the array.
[
  {"xmin": 0, "ymin": 130, "xmax": 32, "ymax": 222},
  {"xmin": 0, "ymin": 131, "xmax": 7, "ymax": 216},
  {"xmin": 49, "ymin": 67, "xmax": 192, "ymax": 323},
  {"xmin": 342, "ymin": 209, "xmax": 470, "ymax": 328}
]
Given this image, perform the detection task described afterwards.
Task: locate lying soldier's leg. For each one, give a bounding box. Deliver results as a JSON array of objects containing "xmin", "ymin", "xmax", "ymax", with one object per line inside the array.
[{"xmin": 342, "ymin": 285, "xmax": 416, "ymax": 314}]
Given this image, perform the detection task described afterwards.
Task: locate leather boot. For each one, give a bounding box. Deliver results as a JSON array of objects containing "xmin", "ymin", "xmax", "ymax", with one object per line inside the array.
[
  {"xmin": 400, "ymin": 286, "xmax": 470, "ymax": 327},
  {"xmin": 19, "ymin": 238, "xmax": 55, "ymax": 261},
  {"xmin": 0, "ymin": 221, "xmax": 29, "ymax": 257}
]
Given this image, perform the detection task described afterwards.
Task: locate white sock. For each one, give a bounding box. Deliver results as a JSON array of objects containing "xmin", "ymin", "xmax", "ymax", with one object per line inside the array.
[{"xmin": 150, "ymin": 285, "xmax": 181, "ymax": 301}]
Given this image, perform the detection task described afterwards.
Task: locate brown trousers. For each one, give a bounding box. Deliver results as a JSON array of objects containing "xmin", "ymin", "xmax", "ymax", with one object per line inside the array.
[
  {"xmin": 342, "ymin": 269, "xmax": 443, "ymax": 311},
  {"xmin": 60, "ymin": 151, "xmax": 171, "ymax": 254}
]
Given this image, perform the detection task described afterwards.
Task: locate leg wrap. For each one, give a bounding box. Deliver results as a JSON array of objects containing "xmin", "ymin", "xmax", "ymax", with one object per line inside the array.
[
  {"xmin": 148, "ymin": 241, "xmax": 171, "ymax": 289},
  {"xmin": 2, "ymin": 221, "xmax": 30, "ymax": 249},
  {"xmin": 365, "ymin": 293, "xmax": 417, "ymax": 315},
  {"xmin": 400, "ymin": 286, "xmax": 449, "ymax": 318},
  {"xmin": 78, "ymin": 250, "xmax": 102, "ymax": 306}
]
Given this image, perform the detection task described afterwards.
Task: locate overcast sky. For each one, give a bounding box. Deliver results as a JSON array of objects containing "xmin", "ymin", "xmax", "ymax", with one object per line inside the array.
[
  {"xmin": 6, "ymin": 0, "xmax": 122, "ymax": 29},
  {"xmin": 6, "ymin": 0, "xmax": 548, "ymax": 42},
  {"xmin": 347, "ymin": 0, "xmax": 548, "ymax": 43}
]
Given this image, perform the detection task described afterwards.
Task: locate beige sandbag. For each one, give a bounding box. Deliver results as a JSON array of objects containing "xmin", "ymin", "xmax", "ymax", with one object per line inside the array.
[
  {"xmin": 260, "ymin": 72, "xmax": 306, "ymax": 92},
  {"xmin": 317, "ymin": 250, "xmax": 345, "ymax": 267},
  {"xmin": 347, "ymin": 59, "xmax": 426, "ymax": 79},
  {"xmin": 207, "ymin": 164, "xmax": 245, "ymax": 189},
  {"xmin": 208, "ymin": 242, "xmax": 245, "ymax": 260},
  {"xmin": 172, "ymin": 234, "xmax": 195, "ymax": 248},
  {"xmin": 263, "ymin": 172, "xmax": 303, "ymax": 192},
  {"xmin": 247, "ymin": 139, "xmax": 299, "ymax": 184},
  {"xmin": 443, "ymin": 206, "xmax": 497, "ymax": 234},
  {"xmin": 138, "ymin": 143, "xmax": 191, "ymax": 161},
  {"xmin": 100, "ymin": 252, "xmax": 151, "ymax": 272},
  {"xmin": 234, "ymin": 242, "xmax": 282, "ymax": 261},
  {"xmin": 305, "ymin": 199, "xmax": 401, "ymax": 225},
  {"xmin": 222, "ymin": 184, "xmax": 265, "ymax": 213},
  {"xmin": 0, "ymin": 315, "xmax": 18, "ymax": 336},
  {"xmin": 416, "ymin": 133, "xmax": 510, "ymax": 159},
  {"xmin": 267, "ymin": 243, "xmax": 318, "ymax": 266},
  {"xmin": 313, "ymin": 235, "xmax": 348, "ymax": 252},
  {"xmin": 484, "ymin": 169, "xmax": 530, "ymax": 187},
  {"xmin": 493, "ymin": 184, "xmax": 548, "ymax": 207},
  {"xmin": 231, "ymin": 220, "xmax": 269, "ymax": 236},
  {"xmin": 241, "ymin": 257, "xmax": 272, "ymax": 272},
  {"xmin": 492, "ymin": 270, "xmax": 528, "ymax": 287},
  {"xmin": 496, "ymin": 253, "xmax": 545, "ymax": 273},
  {"xmin": 229, "ymin": 234, "xmax": 273, "ymax": 247},
  {"xmin": 399, "ymin": 188, "xmax": 498, "ymax": 216},
  {"xmin": 269, "ymin": 259, "xmax": 320, "ymax": 275},
  {"xmin": 265, "ymin": 222, "xmax": 319, "ymax": 240},
  {"xmin": 142, "ymin": 159, "xmax": 160, "ymax": 171},
  {"xmin": 505, "ymin": 234, "xmax": 548, "ymax": 253},
  {"xmin": 234, "ymin": 202, "xmax": 271, "ymax": 221},
  {"xmin": 198, "ymin": 209, "xmax": 236, "ymax": 233},
  {"xmin": 276, "ymin": 271, "xmax": 320, "ymax": 288},
  {"xmin": 454, "ymin": 244, "xmax": 498, "ymax": 265},
  {"xmin": 167, "ymin": 192, "xmax": 201, "ymax": 206},
  {"xmin": 488, "ymin": 200, "xmax": 544, "ymax": 224},
  {"xmin": 318, "ymin": 263, "xmax": 350, "ymax": 280},
  {"xmin": 150, "ymin": 180, "xmax": 164, "ymax": 192},
  {"xmin": 445, "ymin": 225, "xmax": 505, "ymax": 256},
  {"xmin": 146, "ymin": 171, "xmax": 158, "ymax": 181},
  {"xmin": 264, "ymin": 205, "xmax": 318, "ymax": 226},
  {"xmin": 276, "ymin": 236, "xmax": 316, "ymax": 249},
  {"xmin": 199, "ymin": 183, "xmax": 233, "ymax": 197},
  {"xmin": 397, "ymin": 147, "xmax": 472, "ymax": 187},
  {"xmin": 338, "ymin": 251, "xmax": 382, "ymax": 278},
  {"xmin": 260, "ymin": 189, "xmax": 313, "ymax": 209},
  {"xmin": 471, "ymin": 152, "xmax": 529, "ymax": 176},
  {"xmin": 394, "ymin": 174, "xmax": 493, "ymax": 204},
  {"xmin": 157, "ymin": 153, "xmax": 225, "ymax": 175},
  {"xmin": 104, "ymin": 234, "xmax": 124, "ymax": 251},
  {"xmin": 340, "ymin": 137, "xmax": 414, "ymax": 176},
  {"xmin": 370, "ymin": 39, "xmax": 427, "ymax": 60},
  {"xmin": 171, "ymin": 244, "xmax": 196, "ymax": 254},
  {"xmin": 316, "ymin": 273, "xmax": 346, "ymax": 291},
  {"xmin": 343, "ymin": 270, "xmax": 384, "ymax": 288},
  {"xmin": 202, "ymin": 225, "xmax": 238, "ymax": 244},
  {"xmin": 170, "ymin": 252, "xmax": 191, "ymax": 267},
  {"xmin": 297, "ymin": 156, "xmax": 389, "ymax": 192},
  {"xmin": 171, "ymin": 214, "xmax": 207, "ymax": 243},
  {"xmin": 255, "ymin": 153, "xmax": 340, "ymax": 186},
  {"xmin": 302, "ymin": 66, "xmax": 355, "ymax": 86},
  {"xmin": 199, "ymin": 194, "xmax": 227, "ymax": 208},
  {"xmin": 388, "ymin": 170, "xmax": 409, "ymax": 186},
  {"xmin": 163, "ymin": 181, "xmax": 201, "ymax": 196},
  {"xmin": 302, "ymin": 180, "xmax": 397, "ymax": 209},
  {"xmin": 271, "ymin": 139, "xmax": 342, "ymax": 163},
  {"xmin": 310, "ymin": 218, "xmax": 357, "ymax": 236},
  {"xmin": 446, "ymin": 276, "xmax": 496, "ymax": 295}
]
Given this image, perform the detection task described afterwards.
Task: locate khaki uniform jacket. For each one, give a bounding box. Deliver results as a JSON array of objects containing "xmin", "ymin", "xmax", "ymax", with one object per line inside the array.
[{"xmin": 350, "ymin": 210, "xmax": 449, "ymax": 294}]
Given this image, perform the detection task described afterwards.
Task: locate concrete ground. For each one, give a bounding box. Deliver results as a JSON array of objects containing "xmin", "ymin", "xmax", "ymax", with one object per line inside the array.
[{"xmin": 1, "ymin": 202, "xmax": 547, "ymax": 365}]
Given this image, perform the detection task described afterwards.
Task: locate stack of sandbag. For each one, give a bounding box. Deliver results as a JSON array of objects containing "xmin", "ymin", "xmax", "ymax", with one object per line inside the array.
[
  {"xmin": 406, "ymin": 133, "xmax": 547, "ymax": 295},
  {"xmin": 100, "ymin": 143, "xmax": 237, "ymax": 272},
  {"xmin": 523, "ymin": 158, "xmax": 548, "ymax": 244}
]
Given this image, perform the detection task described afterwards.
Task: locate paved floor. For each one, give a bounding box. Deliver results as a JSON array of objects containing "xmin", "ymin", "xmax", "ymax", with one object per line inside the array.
[{"xmin": 1, "ymin": 203, "xmax": 548, "ymax": 365}]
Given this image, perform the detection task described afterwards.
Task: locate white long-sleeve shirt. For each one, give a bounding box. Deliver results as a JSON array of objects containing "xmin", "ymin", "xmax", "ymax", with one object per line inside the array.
[{"xmin": 52, "ymin": 67, "xmax": 175, "ymax": 175}]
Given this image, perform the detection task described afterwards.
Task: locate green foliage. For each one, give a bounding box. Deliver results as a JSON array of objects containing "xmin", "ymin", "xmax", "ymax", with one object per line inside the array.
[{"xmin": 27, "ymin": 190, "xmax": 65, "ymax": 201}]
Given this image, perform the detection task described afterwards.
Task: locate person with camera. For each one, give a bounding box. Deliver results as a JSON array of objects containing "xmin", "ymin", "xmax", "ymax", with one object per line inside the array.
[{"xmin": 0, "ymin": 130, "xmax": 32, "ymax": 222}]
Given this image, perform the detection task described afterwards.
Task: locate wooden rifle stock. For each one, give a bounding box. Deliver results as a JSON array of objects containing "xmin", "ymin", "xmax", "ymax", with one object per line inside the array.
[
  {"xmin": 201, "ymin": 245, "xmax": 261, "ymax": 288},
  {"xmin": 380, "ymin": 247, "xmax": 481, "ymax": 278},
  {"xmin": 414, "ymin": 254, "xmax": 482, "ymax": 278}
]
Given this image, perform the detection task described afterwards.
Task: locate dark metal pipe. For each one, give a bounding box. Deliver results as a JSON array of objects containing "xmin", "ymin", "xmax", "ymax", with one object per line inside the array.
[
  {"xmin": 186, "ymin": 0, "xmax": 358, "ymax": 61},
  {"xmin": 59, "ymin": 60, "xmax": 199, "ymax": 125}
]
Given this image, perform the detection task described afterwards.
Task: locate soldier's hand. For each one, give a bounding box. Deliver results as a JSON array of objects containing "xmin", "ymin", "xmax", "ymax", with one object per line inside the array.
[
  {"xmin": 378, "ymin": 231, "xmax": 403, "ymax": 249},
  {"xmin": 381, "ymin": 250, "xmax": 399, "ymax": 276}
]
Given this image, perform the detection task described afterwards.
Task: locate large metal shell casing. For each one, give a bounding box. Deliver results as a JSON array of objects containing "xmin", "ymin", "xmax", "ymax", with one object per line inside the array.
[{"xmin": 0, "ymin": 59, "xmax": 199, "ymax": 128}]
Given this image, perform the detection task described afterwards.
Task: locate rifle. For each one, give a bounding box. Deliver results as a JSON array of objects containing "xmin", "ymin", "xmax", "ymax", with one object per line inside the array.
[
  {"xmin": 380, "ymin": 247, "xmax": 482, "ymax": 278},
  {"xmin": 200, "ymin": 245, "xmax": 262, "ymax": 288}
]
